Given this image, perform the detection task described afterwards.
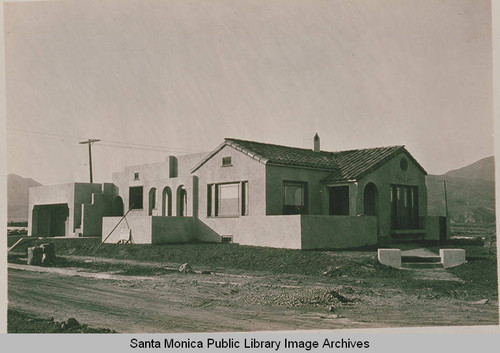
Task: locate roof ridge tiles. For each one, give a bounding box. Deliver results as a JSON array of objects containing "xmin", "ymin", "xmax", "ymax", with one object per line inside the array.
[{"xmin": 225, "ymin": 137, "xmax": 404, "ymax": 155}]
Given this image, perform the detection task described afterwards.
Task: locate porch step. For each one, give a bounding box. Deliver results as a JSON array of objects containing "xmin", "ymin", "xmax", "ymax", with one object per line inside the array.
[
  {"xmin": 401, "ymin": 262, "xmax": 444, "ymax": 269},
  {"xmin": 390, "ymin": 233, "xmax": 425, "ymax": 242},
  {"xmin": 401, "ymin": 255, "xmax": 441, "ymax": 263},
  {"xmin": 401, "ymin": 251, "xmax": 443, "ymax": 268}
]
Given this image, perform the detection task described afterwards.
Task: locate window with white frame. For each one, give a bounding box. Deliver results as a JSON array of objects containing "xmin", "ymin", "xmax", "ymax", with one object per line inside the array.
[{"xmin": 207, "ymin": 181, "xmax": 248, "ymax": 217}]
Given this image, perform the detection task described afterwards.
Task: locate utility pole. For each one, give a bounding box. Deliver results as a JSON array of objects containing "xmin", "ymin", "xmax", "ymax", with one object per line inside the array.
[
  {"xmin": 79, "ymin": 138, "xmax": 100, "ymax": 183},
  {"xmin": 443, "ymin": 180, "xmax": 449, "ymax": 219}
]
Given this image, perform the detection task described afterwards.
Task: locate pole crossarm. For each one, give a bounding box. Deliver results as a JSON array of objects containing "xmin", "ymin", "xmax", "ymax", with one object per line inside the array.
[
  {"xmin": 79, "ymin": 138, "xmax": 101, "ymax": 145},
  {"xmin": 79, "ymin": 138, "xmax": 100, "ymax": 183}
]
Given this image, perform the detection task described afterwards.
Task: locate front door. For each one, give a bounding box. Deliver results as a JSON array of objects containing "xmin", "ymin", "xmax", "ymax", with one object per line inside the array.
[
  {"xmin": 391, "ymin": 185, "xmax": 419, "ymax": 229},
  {"xmin": 328, "ymin": 186, "xmax": 349, "ymax": 215}
]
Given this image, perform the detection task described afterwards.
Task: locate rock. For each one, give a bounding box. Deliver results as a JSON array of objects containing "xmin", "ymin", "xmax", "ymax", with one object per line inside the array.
[
  {"xmin": 179, "ymin": 263, "xmax": 193, "ymax": 273},
  {"xmin": 27, "ymin": 246, "xmax": 43, "ymax": 265},
  {"xmin": 329, "ymin": 289, "xmax": 354, "ymax": 303},
  {"xmin": 471, "ymin": 299, "xmax": 489, "ymax": 305},
  {"xmin": 323, "ymin": 266, "xmax": 342, "ymax": 276}
]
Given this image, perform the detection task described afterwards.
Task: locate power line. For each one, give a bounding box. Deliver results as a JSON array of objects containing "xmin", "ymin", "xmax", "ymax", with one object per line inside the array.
[
  {"xmin": 7, "ymin": 127, "xmax": 203, "ymax": 154},
  {"xmin": 97, "ymin": 143, "xmax": 194, "ymax": 153}
]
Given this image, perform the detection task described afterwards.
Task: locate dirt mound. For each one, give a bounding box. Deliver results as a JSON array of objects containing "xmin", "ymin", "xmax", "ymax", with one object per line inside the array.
[{"xmin": 244, "ymin": 287, "xmax": 357, "ymax": 308}]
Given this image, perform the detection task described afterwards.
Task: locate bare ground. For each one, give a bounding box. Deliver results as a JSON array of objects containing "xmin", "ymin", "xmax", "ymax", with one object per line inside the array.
[{"xmin": 8, "ymin": 253, "xmax": 498, "ymax": 332}]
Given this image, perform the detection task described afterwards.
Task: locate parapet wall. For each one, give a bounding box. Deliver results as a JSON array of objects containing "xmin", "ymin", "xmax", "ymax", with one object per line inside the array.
[{"xmin": 198, "ymin": 215, "xmax": 377, "ymax": 249}]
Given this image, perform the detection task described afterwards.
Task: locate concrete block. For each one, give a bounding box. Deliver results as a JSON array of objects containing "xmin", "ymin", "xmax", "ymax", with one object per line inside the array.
[
  {"xmin": 378, "ymin": 249, "xmax": 401, "ymax": 268},
  {"xmin": 440, "ymin": 249, "xmax": 466, "ymax": 268},
  {"xmin": 27, "ymin": 246, "xmax": 43, "ymax": 265}
]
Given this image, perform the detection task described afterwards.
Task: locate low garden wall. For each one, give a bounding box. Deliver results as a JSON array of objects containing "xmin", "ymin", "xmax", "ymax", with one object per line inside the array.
[
  {"xmin": 300, "ymin": 215, "xmax": 377, "ymax": 249},
  {"xmin": 199, "ymin": 215, "xmax": 376, "ymax": 249},
  {"xmin": 152, "ymin": 216, "xmax": 195, "ymax": 244},
  {"xmin": 424, "ymin": 216, "xmax": 449, "ymax": 241}
]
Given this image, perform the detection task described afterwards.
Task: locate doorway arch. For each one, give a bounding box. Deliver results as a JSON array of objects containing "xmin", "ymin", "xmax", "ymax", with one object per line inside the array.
[
  {"xmin": 162, "ymin": 186, "xmax": 172, "ymax": 216},
  {"xmin": 113, "ymin": 196, "xmax": 124, "ymax": 216},
  {"xmin": 177, "ymin": 185, "xmax": 187, "ymax": 217},
  {"xmin": 148, "ymin": 187, "xmax": 157, "ymax": 216},
  {"xmin": 363, "ymin": 182, "xmax": 379, "ymax": 235}
]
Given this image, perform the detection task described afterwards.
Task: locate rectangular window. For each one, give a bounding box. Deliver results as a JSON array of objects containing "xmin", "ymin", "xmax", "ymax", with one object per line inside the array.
[
  {"xmin": 218, "ymin": 183, "xmax": 240, "ymax": 217},
  {"xmin": 207, "ymin": 181, "xmax": 248, "ymax": 217},
  {"xmin": 283, "ymin": 181, "xmax": 307, "ymax": 215},
  {"xmin": 133, "ymin": 172, "xmax": 140, "ymax": 180},
  {"xmin": 222, "ymin": 156, "xmax": 232, "ymax": 166},
  {"xmin": 129, "ymin": 186, "xmax": 143, "ymax": 209},
  {"xmin": 169, "ymin": 156, "xmax": 178, "ymax": 178},
  {"xmin": 391, "ymin": 184, "xmax": 419, "ymax": 229}
]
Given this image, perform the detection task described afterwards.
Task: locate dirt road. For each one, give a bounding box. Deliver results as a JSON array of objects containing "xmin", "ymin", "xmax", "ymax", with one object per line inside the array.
[{"xmin": 8, "ymin": 259, "xmax": 498, "ymax": 333}]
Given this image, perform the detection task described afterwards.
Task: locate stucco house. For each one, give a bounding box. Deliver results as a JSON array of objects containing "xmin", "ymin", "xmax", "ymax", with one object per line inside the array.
[{"xmin": 28, "ymin": 135, "xmax": 448, "ymax": 249}]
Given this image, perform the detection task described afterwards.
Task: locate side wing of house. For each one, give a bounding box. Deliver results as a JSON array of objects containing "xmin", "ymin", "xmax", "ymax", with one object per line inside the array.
[
  {"xmin": 28, "ymin": 183, "xmax": 75, "ymax": 237},
  {"xmin": 29, "ymin": 182, "xmax": 113, "ymax": 237}
]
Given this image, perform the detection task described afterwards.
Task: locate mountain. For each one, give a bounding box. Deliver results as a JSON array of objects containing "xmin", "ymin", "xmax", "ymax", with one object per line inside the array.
[
  {"xmin": 443, "ymin": 156, "xmax": 495, "ymax": 181},
  {"xmin": 7, "ymin": 174, "xmax": 42, "ymax": 222},
  {"xmin": 427, "ymin": 156, "xmax": 495, "ymax": 223}
]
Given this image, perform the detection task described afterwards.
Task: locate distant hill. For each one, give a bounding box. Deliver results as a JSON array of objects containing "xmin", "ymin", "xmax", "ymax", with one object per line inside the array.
[
  {"xmin": 443, "ymin": 156, "xmax": 495, "ymax": 181},
  {"xmin": 7, "ymin": 174, "xmax": 42, "ymax": 222},
  {"xmin": 427, "ymin": 156, "xmax": 495, "ymax": 223}
]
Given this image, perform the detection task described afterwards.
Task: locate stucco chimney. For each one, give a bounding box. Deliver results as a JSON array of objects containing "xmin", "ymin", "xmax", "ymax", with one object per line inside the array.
[{"xmin": 313, "ymin": 133, "xmax": 320, "ymax": 152}]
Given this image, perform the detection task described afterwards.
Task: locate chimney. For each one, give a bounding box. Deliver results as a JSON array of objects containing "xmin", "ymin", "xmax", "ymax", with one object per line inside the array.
[{"xmin": 313, "ymin": 133, "xmax": 320, "ymax": 152}]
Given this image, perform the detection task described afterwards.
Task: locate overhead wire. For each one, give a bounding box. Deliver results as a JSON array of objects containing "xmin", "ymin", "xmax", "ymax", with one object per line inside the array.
[{"xmin": 7, "ymin": 127, "xmax": 203, "ymax": 154}]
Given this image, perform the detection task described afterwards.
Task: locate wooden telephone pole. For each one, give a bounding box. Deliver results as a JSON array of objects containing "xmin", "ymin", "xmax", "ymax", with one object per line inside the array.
[
  {"xmin": 443, "ymin": 180, "xmax": 449, "ymax": 219},
  {"xmin": 79, "ymin": 138, "xmax": 100, "ymax": 183}
]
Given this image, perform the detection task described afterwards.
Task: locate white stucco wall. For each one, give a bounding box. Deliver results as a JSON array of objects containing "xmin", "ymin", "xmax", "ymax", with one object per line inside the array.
[{"xmin": 112, "ymin": 152, "xmax": 206, "ymax": 218}]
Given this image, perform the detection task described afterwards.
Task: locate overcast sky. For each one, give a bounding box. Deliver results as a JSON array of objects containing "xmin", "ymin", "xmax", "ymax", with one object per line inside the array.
[{"xmin": 4, "ymin": 0, "xmax": 493, "ymax": 185}]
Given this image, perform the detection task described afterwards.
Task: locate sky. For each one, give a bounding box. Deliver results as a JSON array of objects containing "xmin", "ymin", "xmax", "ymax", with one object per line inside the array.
[{"xmin": 4, "ymin": 0, "xmax": 493, "ymax": 185}]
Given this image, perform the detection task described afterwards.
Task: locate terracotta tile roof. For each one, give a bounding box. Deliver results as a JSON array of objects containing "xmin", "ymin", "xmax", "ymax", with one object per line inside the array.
[
  {"xmin": 321, "ymin": 145, "xmax": 408, "ymax": 182},
  {"xmin": 191, "ymin": 138, "xmax": 427, "ymax": 180},
  {"xmin": 225, "ymin": 138, "xmax": 340, "ymax": 170}
]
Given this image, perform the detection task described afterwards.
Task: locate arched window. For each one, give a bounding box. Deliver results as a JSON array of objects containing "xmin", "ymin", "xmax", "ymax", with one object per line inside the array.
[
  {"xmin": 162, "ymin": 186, "xmax": 172, "ymax": 216},
  {"xmin": 148, "ymin": 187, "xmax": 157, "ymax": 216},
  {"xmin": 113, "ymin": 196, "xmax": 124, "ymax": 216},
  {"xmin": 177, "ymin": 185, "xmax": 187, "ymax": 217}
]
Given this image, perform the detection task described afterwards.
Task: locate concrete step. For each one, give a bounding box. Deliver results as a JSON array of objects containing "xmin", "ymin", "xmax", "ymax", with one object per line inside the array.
[
  {"xmin": 401, "ymin": 255, "xmax": 441, "ymax": 263},
  {"xmin": 401, "ymin": 262, "xmax": 444, "ymax": 269}
]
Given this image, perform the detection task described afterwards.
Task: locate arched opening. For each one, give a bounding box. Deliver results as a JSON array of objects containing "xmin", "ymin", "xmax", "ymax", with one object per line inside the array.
[
  {"xmin": 32, "ymin": 203, "xmax": 69, "ymax": 236},
  {"xmin": 363, "ymin": 183, "xmax": 379, "ymax": 235},
  {"xmin": 112, "ymin": 196, "xmax": 124, "ymax": 216},
  {"xmin": 162, "ymin": 186, "xmax": 172, "ymax": 216},
  {"xmin": 177, "ymin": 185, "xmax": 187, "ymax": 217},
  {"xmin": 148, "ymin": 187, "xmax": 157, "ymax": 216}
]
